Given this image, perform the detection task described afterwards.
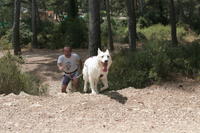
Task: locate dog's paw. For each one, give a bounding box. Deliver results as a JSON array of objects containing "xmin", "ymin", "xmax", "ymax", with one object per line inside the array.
[
  {"xmin": 91, "ymin": 91, "xmax": 99, "ymax": 95},
  {"xmin": 83, "ymin": 89, "xmax": 88, "ymax": 93}
]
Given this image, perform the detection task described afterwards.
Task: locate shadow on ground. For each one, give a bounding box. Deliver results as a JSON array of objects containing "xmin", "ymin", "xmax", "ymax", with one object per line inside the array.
[{"xmin": 102, "ymin": 91, "xmax": 128, "ymax": 104}]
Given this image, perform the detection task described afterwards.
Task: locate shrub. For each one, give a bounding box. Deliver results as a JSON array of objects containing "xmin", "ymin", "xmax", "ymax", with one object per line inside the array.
[
  {"xmin": 108, "ymin": 40, "xmax": 200, "ymax": 90},
  {"xmin": 0, "ymin": 27, "xmax": 8, "ymax": 37},
  {"xmin": 138, "ymin": 24, "xmax": 187, "ymax": 41},
  {"xmin": 0, "ymin": 53, "xmax": 47, "ymax": 95},
  {"xmin": 0, "ymin": 22, "xmax": 32, "ymax": 49},
  {"xmin": 37, "ymin": 18, "xmax": 88, "ymax": 49},
  {"xmin": 59, "ymin": 18, "xmax": 88, "ymax": 48},
  {"xmin": 115, "ymin": 26, "xmax": 129, "ymax": 43},
  {"xmin": 114, "ymin": 26, "xmax": 146, "ymax": 43},
  {"xmin": 138, "ymin": 16, "xmax": 153, "ymax": 28},
  {"xmin": 101, "ymin": 21, "xmax": 108, "ymax": 47},
  {"xmin": 108, "ymin": 50, "xmax": 153, "ymax": 89},
  {"xmin": 37, "ymin": 20, "xmax": 59, "ymax": 49},
  {"xmin": 167, "ymin": 41, "xmax": 200, "ymax": 76},
  {"xmin": 0, "ymin": 34, "xmax": 12, "ymax": 50}
]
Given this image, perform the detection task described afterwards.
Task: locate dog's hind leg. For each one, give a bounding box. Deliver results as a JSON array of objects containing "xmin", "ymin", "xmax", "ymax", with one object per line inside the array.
[
  {"xmin": 83, "ymin": 66, "xmax": 89, "ymax": 93},
  {"xmin": 83, "ymin": 79, "xmax": 88, "ymax": 93},
  {"xmin": 100, "ymin": 77, "xmax": 108, "ymax": 92}
]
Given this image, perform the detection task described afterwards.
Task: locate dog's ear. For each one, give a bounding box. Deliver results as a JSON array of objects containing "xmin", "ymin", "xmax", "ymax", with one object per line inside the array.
[
  {"xmin": 105, "ymin": 49, "xmax": 109, "ymax": 54},
  {"xmin": 98, "ymin": 48, "xmax": 102, "ymax": 55}
]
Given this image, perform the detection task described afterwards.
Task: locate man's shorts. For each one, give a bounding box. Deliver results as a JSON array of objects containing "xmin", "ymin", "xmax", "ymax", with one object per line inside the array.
[{"xmin": 62, "ymin": 71, "xmax": 79, "ymax": 86}]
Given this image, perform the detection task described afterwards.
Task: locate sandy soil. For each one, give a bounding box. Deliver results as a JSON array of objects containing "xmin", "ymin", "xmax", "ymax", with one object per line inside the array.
[{"xmin": 0, "ymin": 49, "xmax": 200, "ymax": 133}]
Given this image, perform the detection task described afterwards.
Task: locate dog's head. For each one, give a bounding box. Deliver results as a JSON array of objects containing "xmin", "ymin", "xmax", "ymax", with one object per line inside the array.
[{"xmin": 97, "ymin": 48, "xmax": 112, "ymax": 72}]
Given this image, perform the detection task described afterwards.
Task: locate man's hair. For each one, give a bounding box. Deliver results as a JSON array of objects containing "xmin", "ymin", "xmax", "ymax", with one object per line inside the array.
[{"xmin": 64, "ymin": 46, "xmax": 72, "ymax": 51}]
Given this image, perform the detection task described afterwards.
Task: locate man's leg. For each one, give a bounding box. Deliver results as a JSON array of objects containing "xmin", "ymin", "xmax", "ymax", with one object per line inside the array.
[
  {"xmin": 62, "ymin": 75, "xmax": 71, "ymax": 93},
  {"xmin": 71, "ymin": 72, "xmax": 80, "ymax": 91},
  {"xmin": 61, "ymin": 85, "xmax": 67, "ymax": 93},
  {"xmin": 72, "ymin": 78, "xmax": 79, "ymax": 90}
]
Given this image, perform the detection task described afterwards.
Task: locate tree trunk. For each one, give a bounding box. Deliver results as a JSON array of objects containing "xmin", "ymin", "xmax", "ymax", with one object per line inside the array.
[
  {"xmin": 12, "ymin": 0, "xmax": 21, "ymax": 55},
  {"xmin": 158, "ymin": 0, "xmax": 165, "ymax": 24},
  {"xmin": 126, "ymin": 0, "xmax": 137, "ymax": 50},
  {"xmin": 138, "ymin": 0, "xmax": 145, "ymax": 15},
  {"xmin": 68, "ymin": 0, "xmax": 78, "ymax": 18},
  {"xmin": 170, "ymin": 0, "xmax": 178, "ymax": 46},
  {"xmin": 35, "ymin": 1, "xmax": 40, "ymax": 27},
  {"xmin": 11, "ymin": 1, "xmax": 15, "ymax": 26},
  {"xmin": 105, "ymin": 0, "xmax": 114, "ymax": 51},
  {"xmin": 31, "ymin": 0, "xmax": 38, "ymax": 48},
  {"xmin": 88, "ymin": 0, "xmax": 101, "ymax": 56}
]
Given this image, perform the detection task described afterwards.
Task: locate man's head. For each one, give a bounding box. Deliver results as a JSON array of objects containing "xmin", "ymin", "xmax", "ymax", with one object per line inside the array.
[{"xmin": 63, "ymin": 46, "xmax": 72, "ymax": 58}]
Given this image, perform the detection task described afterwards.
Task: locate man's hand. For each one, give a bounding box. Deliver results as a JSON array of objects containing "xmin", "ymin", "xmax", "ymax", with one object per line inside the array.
[
  {"xmin": 59, "ymin": 66, "xmax": 64, "ymax": 71},
  {"xmin": 58, "ymin": 63, "xmax": 64, "ymax": 71}
]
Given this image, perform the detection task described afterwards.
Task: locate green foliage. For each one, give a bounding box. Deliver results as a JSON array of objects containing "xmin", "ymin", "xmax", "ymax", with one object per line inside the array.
[
  {"xmin": 138, "ymin": 24, "xmax": 187, "ymax": 41},
  {"xmin": 111, "ymin": 19, "xmax": 128, "ymax": 43},
  {"xmin": 67, "ymin": 0, "xmax": 78, "ymax": 18},
  {"xmin": 0, "ymin": 22, "xmax": 32, "ymax": 49},
  {"xmin": 0, "ymin": 31, "xmax": 12, "ymax": 50},
  {"xmin": 0, "ymin": 0, "xmax": 13, "ymax": 27},
  {"xmin": 59, "ymin": 18, "xmax": 88, "ymax": 48},
  {"xmin": 109, "ymin": 40, "xmax": 200, "ymax": 89},
  {"xmin": 167, "ymin": 41, "xmax": 200, "ymax": 75},
  {"xmin": 138, "ymin": 16, "xmax": 153, "ymax": 28},
  {"xmin": 37, "ymin": 18, "xmax": 87, "ymax": 49},
  {"xmin": 20, "ymin": 22, "xmax": 32, "ymax": 46},
  {"xmin": 0, "ymin": 53, "xmax": 47, "ymax": 95},
  {"xmin": 177, "ymin": 0, "xmax": 200, "ymax": 33},
  {"xmin": 0, "ymin": 26, "xmax": 9, "ymax": 37},
  {"xmin": 37, "ymin": 20, "xmax": 59, "ymax": 49},
  {"xmin": 109, "ymin": 50, "xmax": 152, "ymax": 89},
  {"xmin": 101, "ymin": 21, "xmax": 109, "ymax": 47},
  {"xmin": 115, "ymin": 26, "xmax": 129, "ymax": 44}
]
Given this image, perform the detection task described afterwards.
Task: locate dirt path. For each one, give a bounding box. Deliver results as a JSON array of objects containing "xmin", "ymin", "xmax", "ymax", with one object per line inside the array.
[{"xmin": 0, "ymin": 49, "xmax": 200, "ymax": 133}]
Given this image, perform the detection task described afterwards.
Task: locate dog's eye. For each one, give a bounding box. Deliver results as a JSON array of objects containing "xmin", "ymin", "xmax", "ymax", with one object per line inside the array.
[
  {"xmin": 101, "ymin": 56, "xmax": 104, "ymax": 58},
  {"xmin": 107, "ymin": 55, "xmax": 109, "ymax": 58}
]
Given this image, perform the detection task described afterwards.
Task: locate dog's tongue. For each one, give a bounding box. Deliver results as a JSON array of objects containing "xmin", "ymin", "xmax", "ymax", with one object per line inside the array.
[{"xmin": 103, "ymin": 62, "xmax": 108, "ymax": 72}]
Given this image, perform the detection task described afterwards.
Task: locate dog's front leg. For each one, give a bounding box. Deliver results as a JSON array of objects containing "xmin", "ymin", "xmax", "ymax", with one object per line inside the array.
[
  {"xmin": 89, "ymin": 78, "xmax": 99, "ymax": 94},
  {"xmin": 100, "ymin": 77, "xmax": 108, "ymax": 92}
]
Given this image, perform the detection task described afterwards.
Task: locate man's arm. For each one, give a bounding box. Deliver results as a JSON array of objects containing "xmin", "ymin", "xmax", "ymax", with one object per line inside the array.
[
  {"xmin": 57, "ymin": 56, "xmax": 64, "ymax": 71},
  {"xmin": 79, "ymin": 59, "xmax": 83, "ymax": 71},
  {"xmin": 75, "ymin": 53, "xmax": 83, "ymax": 72},
  {"xmin": 57, "ymin": 63, "xmax": 64, "ymax": 71}
]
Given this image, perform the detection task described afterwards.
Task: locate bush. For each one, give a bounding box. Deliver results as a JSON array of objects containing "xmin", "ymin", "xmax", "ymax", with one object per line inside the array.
[
  {"xmin": 59, "ymin": 18, "xmax": 88, "ymax": 48},
  {"xmin": 37, "ymin": 18, "xmax": 88, "ymax": 49},
  {"xmin": 37, "ymin": 20, "xmax": 59, "ymax": 49},
  {"xmin": 115, "ymin": 26, "xmax": 129, "ymax": 43},
  {"xmin": 109, "ymin": 50, "xmax": 153, "ymax": 89},
  {"xmin": 138, "ymin": 24, "xmax": 187, "ymax": 41},
  {"xmin": 167, "ymin": 41, "xmax": 200, "ymax": 76},
  {"xmin": 0, "ymin": 53, "xmax": 47, "ymax": 95},
  {"xmin": 0, "ymin": 34, "xmax": 12, "ymax": 50},
  {"xmin": 108, "ymin": 40, "xmax": 200, "ymax": 90},
  {"xmin": 114, "ymin": 26, "xmax": 146, "ymax": 43},
  {"xmin": 0, "ymin": 22, "xmax": 32, "ymax": 49},
  {"xmin": 138, "ymin": 16, "xmax": 153, "ymax": 28},
  {"xmin": 0, "ymin": 27, "xmax": 8, "ymax": 37}
]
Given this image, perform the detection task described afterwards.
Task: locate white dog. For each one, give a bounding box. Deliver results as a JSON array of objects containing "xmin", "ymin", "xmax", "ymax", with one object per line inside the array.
[{"xmin": 83, "ymin": 48, "xmax": 112, "ymax": 94}]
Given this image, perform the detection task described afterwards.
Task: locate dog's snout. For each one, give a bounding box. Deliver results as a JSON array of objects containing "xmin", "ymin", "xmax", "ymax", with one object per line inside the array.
[{"xmin": 105, "ymin": 60, "xmax": 108, "ymax": 63}]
